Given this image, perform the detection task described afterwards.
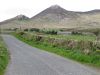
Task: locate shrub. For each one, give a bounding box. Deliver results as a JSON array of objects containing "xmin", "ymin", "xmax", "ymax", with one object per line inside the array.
[
  {"xmin": 8, "ymin": 28, "xmax": 18, "ymax": 31},
  {"xmin": 41, "ymin": 29, "xmax": 57, "ymax": 35},
  {"xmin": 24, "ymin": 29, "xmax": 29, "ymax": 32},
  {"xmin": 29, "ymin": 28, "xmax": 40, "ymax": 32},
  {"xmin": 93, "ymin": 31, "xmax": 100, "ymax": 36},
  {"xmin": 18, "ymin": 32, "xmax": 25, "ymax": 35},
  {"xmin": 72, "ymin": 31, "xmax": 82, "ymax": 35},
  {"xmin": 92, "ymin": 30, "xmax": 100, "ymax": 41}
]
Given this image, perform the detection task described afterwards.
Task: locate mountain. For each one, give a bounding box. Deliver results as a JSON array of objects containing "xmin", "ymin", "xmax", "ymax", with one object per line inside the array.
[
  {"xmin": 28, "ymin": 5, "xmax": 80, "ymax": 28},
  {"xmin": 1, "ymin": 5, "xmax": 100, "ymax": 30},
  {"xmin": 29, "ymin": 5, "xmax": 100, "ymax": 29},
  {"xmin": 14, "ymin": 14, "xmax": 29, "ymax": 20},
  {"xmin": 80, "ymin": 9, "xmax": 100, "ymax": 14},
  {"xmin": 0, "ymin": 15, "xmax": 29, "ymax": 25},
  {"xmin": 0, "ymin": 15, "xmax": 29, "ymax": 29},
  {"xmin": 31, "ymin": 5, "xmax": 79, "ymax": 21}
]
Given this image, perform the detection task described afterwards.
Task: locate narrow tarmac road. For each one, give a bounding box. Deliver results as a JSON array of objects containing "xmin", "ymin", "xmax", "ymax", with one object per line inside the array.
[{"xmin": 2, "ymin": 35, "xmax": 100, "ymax": 75}]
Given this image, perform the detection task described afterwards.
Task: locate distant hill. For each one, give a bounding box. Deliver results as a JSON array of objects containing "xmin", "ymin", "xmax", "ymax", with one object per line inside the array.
[
  {"xmin": 31, "ymin": 5, "xmax": 79, "ymax": 22},
  {"xmin": 79, "ymin": 9, "xmax": 100, "ymax": 14},
  {"xmin": 1, "ymin": 5, "xmax": 100, "ymax": 30},
  {"xmin": 29, "ymin": 5, "xmax": 80, "ymax": 28},
  {"xmin": 0, "ymin": 15, "xmax": 30, "ymax": 29},
  {"xmin": 0, "ymin": 15, "xmax": 29, "ymax": 25}
]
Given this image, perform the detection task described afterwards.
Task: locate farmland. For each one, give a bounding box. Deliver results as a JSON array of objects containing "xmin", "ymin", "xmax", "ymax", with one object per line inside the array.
[{"xmin": 39, "ymin": 34, "xmax": 96, "ymax": 41}]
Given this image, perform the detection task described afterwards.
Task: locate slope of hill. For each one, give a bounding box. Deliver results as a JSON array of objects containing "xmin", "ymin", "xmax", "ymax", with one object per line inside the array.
[
  {"xmin": 29, "ymin": 5, "xmax": 80, "ymax": 28},
  {"xmin": 0, "ymin": 15, "xmax": 29, "ymax": 29},
  {"xmin": 26, "ymin": 5, "xmax": 100, "ymax": 29},
  {"xmin": 31, "ymin": 5, "xmax": 79, "ymax": 21},
  {"xmin": 1, "ymin": 5, "xmax": 100, "ymax": 30},
  {"xmin": 0, "ymin": 15, "xmax": 29, "ymax": 25}
]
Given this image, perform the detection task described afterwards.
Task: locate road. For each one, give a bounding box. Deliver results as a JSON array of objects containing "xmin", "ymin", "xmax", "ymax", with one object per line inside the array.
[{"xmin": 2, "ymin": 35, "xmax": 100, "ymax": 75}]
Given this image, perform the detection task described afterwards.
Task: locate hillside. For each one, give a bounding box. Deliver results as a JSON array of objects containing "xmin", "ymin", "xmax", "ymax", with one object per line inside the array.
[
  {"xmin": 1, "ymin": 5, "xmax": 100, "ymax": 30},
  {"xmin": 0, "ymin": 15, "xmax": 29, "ymax": 29}
]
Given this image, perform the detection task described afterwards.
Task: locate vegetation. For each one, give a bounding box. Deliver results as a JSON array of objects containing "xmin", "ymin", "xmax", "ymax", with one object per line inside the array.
[
  {"xmin": 29, "ymin": 28, "xmax": 40, "ymax": 32},
  {"xmin": 28, "ymin": 28, "xmax": 58, "ymax": 35},
  {"xmin": 40, "ymin": 29, "xmax": 57, "ymax": 35},
  {"xmin": 13, "ymin": 32, "xmax": 100, "ymax": 67},
  {"xmin": 80, "ymin": 28, "xmax": 100, "ymax": 41},
  {"xmin": 22, "ymin": 28, "xmax": 96, "ymax": 41},
  {"xmin": 71, "ymin": 31, "xmax": 83, "ymax": 35},
  {"xmin": 92, "ymin": 30, "xmax": 100, "ymax": 41},
  {"xmin": 0, "ymin": 36, "xmax": 9, "ymax": 75},
  {"xmin": 46, "ymin": 34, "xmax": 96, "ymax": 41},
  {"xmin": 23, "ymin": 29, "xmax": 29, "ymax": 32}
]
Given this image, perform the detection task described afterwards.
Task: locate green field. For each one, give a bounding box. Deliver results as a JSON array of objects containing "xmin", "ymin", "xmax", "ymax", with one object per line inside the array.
[
  {"xmin": 0, "ymin": 36, "xmax": 9, "ymax": 75},
  {"xmin": 28, "ymin": 32, "xmax": 96, "ymax": 41},
  {"xmin": 46, "ymin": 34, "xmax": 96, "ymax": 41}
]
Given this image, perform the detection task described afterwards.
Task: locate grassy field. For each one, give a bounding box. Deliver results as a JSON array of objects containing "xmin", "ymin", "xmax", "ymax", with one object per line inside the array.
[
  {"xmin": 0, "ymin": 36, "xmax": 9, "ymax": 75},
  {"xmin": 13, "ymin": 32, "xmax": 100, "ymax": 67},
  {"xmin": 28, "ymin": 32, "xmax": 96, "ymax": 41},
  {"xmin": 45, "ymin": 34, "xmax": 96, "ymax": 41}
]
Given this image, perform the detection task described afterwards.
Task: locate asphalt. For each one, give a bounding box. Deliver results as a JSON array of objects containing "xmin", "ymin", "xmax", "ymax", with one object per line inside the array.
[{"xmin": 2, "ymin": 35, "xmax": 100, "ymax": 75}]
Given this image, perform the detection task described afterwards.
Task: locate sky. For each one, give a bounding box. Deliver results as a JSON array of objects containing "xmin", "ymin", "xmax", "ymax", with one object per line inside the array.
[{"xmin": 0, "ymin": 0, "xmax": 100, "ymax": 22}]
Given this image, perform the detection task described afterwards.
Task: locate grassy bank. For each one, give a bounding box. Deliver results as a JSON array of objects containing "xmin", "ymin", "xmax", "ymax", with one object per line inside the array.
[
  {"xmin": 0, "ymin": 36, "xmax": 9, "ymax": 75},
  {"xmin": 13, "ymin": 32, "xmax": 100, "ymax": 67}
]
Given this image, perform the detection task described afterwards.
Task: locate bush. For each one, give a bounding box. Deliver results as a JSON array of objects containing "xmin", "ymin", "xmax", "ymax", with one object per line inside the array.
[
  {"xmin": 29, "ymin": 28, "xmax": 40, "ymax": 32},
  {"xmin": 41, "ymin": 29, "xmax": 57, "ymax": 35},
  {"xmin": 24, "ymin": 29, "xmax": 29, "ymax": 32},
  {"xmin": 72, "ymin": 31, "xmax": 82, "ymax": 35},
  {"xmin": 18, "ymin": 32, "xmax": 25, "ymax": 35},
  {"xmin": 7, "ymin": 28, "xmax": 18, "ymax": 31}
]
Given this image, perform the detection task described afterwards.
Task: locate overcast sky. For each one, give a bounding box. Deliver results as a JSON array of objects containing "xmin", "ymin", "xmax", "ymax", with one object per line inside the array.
[{"xmin": 0, "ymin": 0, "xmax": 100, "ymax": 22}]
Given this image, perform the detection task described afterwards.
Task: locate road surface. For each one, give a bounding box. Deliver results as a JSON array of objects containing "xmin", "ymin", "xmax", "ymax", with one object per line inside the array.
[{"xmin": 2, "ymin": 35, "xmax": 100, "ymax": 75}]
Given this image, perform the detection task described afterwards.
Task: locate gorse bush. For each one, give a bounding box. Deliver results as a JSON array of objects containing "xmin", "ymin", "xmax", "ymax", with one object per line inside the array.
[
  {"xmin": 40, "ymin": 29, "xmax": 57, "ymax": 35},
  {"xmin": 5, "ymin": 28, "xmax": 18, "ymax": 31},
  {"xmin": 20, "ymin": 28, "xmax": 58, "ymax": 35},
  {"xmin": 18, "ymin": 32, "xmax": 25, "ymax": 35},
  {"xmin": 24, "ymin": 29, "xmax": 29, "ymax": 32},
  {"xmin": 23, "ymin": 28, "xmax": 40, "ymax": 32},
  {"xmin": 71, "ymin": 31, "xmax": 83, "ymax": 35},
  {"xmin": 29, "ymin": 28, "xmax": 40, "ymax": 32}
]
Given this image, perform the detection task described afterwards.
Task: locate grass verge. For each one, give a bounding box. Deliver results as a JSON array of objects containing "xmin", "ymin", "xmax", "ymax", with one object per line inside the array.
[
  {"xmin": 0, "ymin": 35, "xmax": 9, "ymax": 75},
  {"xmin": 13, "ymin": 33, "xmax": 100, "ymax": 68}
]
